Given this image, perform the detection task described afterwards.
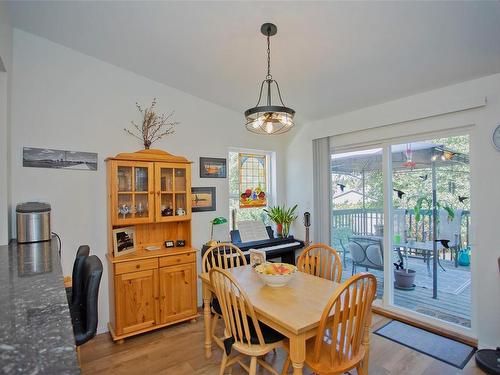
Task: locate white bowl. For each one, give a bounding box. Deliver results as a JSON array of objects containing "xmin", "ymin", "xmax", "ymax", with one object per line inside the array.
[{"xmin": 254, "ymin": 262, "xmax": 297, "ymax": 287}]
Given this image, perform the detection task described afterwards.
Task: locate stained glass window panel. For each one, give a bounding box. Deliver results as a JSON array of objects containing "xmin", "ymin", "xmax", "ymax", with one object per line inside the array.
[{"xmin": 239, "ymin": 153, "xmax": 267, "ymax": 208}]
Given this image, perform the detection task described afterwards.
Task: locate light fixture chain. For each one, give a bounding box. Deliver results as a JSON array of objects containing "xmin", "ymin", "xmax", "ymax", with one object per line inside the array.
[{"xmin": 266, "ymin": 33, "xmax": 272, "ymax": 80}]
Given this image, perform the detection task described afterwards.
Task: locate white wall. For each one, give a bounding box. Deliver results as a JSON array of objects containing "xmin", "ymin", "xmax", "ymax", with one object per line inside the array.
[
  {"xmin": 0, "ymin": 3, "xmax": 12, "ymax": 245},
  {"xmin": 286, "ymin": 74, "xmax": 500, "ymax": 348},
  {"xmin": 10, "ymin": 29, "xmax": 289, "ymax": 333}
]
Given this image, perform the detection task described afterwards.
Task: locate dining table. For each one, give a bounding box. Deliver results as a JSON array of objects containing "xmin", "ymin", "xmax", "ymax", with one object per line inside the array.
[{"xmin": 199, "ymin": 264, "xmax": 349, "ymax": 375}]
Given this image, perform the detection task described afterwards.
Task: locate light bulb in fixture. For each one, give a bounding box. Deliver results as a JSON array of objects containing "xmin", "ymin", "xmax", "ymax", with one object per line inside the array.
[{"xmin": 266, "ymin": 122, "xmax": 273, "ymax": 134}]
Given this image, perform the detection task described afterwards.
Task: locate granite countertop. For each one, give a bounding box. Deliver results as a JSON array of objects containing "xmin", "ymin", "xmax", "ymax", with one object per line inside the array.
[{"xmin": 0, "ymin": 239, "xmax": 80, "ymax": 374}]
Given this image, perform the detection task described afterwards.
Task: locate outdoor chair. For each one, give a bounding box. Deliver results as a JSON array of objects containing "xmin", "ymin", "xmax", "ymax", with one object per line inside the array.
[
  {"xmin": 348, "ymin": 236, "xmax": 384, "ymax": 275},
  {"xmin": 331, "ymin": 226, "xmax": 353, "ymax": 267},
  {"xmin": 437, "ymin": 209, "xmax": 463, "ymax": 267}
]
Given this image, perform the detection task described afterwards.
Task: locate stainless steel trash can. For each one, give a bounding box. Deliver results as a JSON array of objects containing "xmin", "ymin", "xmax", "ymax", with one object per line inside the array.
[{"xmin": 16, "ymin": 202, "xmax": 51, "ymax": 243}]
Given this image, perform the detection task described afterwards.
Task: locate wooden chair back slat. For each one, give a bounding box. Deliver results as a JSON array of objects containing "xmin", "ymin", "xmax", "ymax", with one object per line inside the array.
[
  {"xmin": 297, "ymin": 243, "xmax": 343, "ymax": 283},
  {"xmin": 312, "ymin": 273, "xmax": 377, "ymax": 368},
  {"xmin": 209, "ymin": 267, "xmax": 266, "ymax": 348},
  {"xmin": 202, "ymin": 243, "xmax": 247, "ymax": 273}
]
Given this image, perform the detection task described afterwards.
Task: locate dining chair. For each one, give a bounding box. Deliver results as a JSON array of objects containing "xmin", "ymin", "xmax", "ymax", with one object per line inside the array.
[
  {"xmin": 209, "ymin": 267, "xmax": 284, "ymax": 375},
  {"xmin": 70, "ymin": 255, "xmax": 103, "ymax": 363},
  {"xmin": 281, "ymin": 273, "xmax": 377, "ymax": 375},
  {"xmin": 297, "ymin": 243, "xmax": 343, "ymax": 283},
  {"xmin": 66, "ymin": 245, "xmax": 90, "ymax": 306},
  {"xmin": 202, "ymin": 243, "xmax": 248, "ymax": 351}
]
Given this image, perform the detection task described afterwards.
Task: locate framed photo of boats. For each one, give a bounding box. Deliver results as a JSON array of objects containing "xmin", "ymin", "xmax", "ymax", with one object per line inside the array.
[
  {"xmin": 191, "ymin": 187, "xmax": 216, "ymax": 212},
  {"xmin": 200, "ymin": 157, "xmax": 226, "ymax": 178}
]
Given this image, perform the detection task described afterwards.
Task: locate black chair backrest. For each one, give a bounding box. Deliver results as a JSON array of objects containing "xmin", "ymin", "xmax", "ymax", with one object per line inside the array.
[
  {"xmin": 71, "ymin": 245, "xmax": 90, "ymax": 305},
  {"xmin": 73, "ymin": 255, "xmax": 103, "ymax": 346}
]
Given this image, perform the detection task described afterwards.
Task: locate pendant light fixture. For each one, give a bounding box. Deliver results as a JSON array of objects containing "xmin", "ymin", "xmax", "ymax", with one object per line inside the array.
[{"xmin": 245, "ymin": 23, "xmax": 295, "ymax": 135}]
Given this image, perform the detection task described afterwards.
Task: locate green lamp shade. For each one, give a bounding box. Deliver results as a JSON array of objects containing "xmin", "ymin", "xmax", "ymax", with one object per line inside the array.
[{"xmin": 212, "ymin": 217, "xmax": 227, "ymax": 225}]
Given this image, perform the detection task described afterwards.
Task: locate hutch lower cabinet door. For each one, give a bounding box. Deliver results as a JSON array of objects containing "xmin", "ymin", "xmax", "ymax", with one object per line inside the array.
[
  {"xmin": 158, "ymin": 263, "xmax": 197, "ymax": 324},
  {"xmin": 114, "ymin": 269, "xmax": 158, "ymax": 336}
]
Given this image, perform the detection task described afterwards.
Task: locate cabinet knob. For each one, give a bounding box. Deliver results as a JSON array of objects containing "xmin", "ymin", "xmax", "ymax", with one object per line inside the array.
[{"xmin": 136, "ymin": 264, "xmax": 140, "ymax": 269}]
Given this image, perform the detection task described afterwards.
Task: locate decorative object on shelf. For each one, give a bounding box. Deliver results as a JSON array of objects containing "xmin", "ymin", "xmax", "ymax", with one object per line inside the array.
[
  {"xmin": 239, "ymin": 153, "xmax": 267, "ymax": 208},
  {"xmin": 176, "ymin": 207, "xmax": 186, "ymax": 216},
  {"xmin": 161, "ymin": 206, "xmax": 173, "ymax": 217},
  {"xmin": 264, "ymin": 204, "xmax": 298, "ymax": 238},
  {"xmin": 199, "ymin": 157, "xmax": 226, "ymax": 178},
  {"xmin": 244, "ymin": 23, "xmax": 295, "ymax": 135},
  {"xmin": 23, "ymin": 147, "xmax": 97, "ymax": 171},
  {"xmin": 176, "ymin": 240, "xmax": 185, "ymax": 247},
  {"xmin": 191, "ymin": 187, "xmax": 216, "ymax": 212},
  {"xmin": 112, "ymin": 226, "xmax": 136, "ymax": 257},
  {"xmin": 164, "ymin": 240, "xmax": 175, "ymax": 248},
  {"xmin": 205, "ymin": 217, "xmax": 228, "ymax": 247},
  {"xmin": 145, "ymin": 245, "xmax": 160, "ymax": 251},
  {"xmin": 136, "ymin": 202, "xmax": 145, "ymax": 217},
  {"xmin": 118, "ymin": 204, "xmax": 130, "ymax": 219},
  {"xmin": 124, "ymin": 98, "xmax": 179, "ymax": 149}
]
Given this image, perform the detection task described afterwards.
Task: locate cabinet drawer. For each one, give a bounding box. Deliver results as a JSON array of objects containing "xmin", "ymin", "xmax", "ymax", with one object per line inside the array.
[
  {"xmin": 159, "ymin": 252, "xmax": 195, "ymax": 267},
  {"xmin": 115, "ymin": 258, "xmax": 158, "ymax": 275}
]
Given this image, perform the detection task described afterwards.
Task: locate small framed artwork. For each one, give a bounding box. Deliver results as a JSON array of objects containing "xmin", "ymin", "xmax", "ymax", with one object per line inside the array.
[
  {"xmin": 200, "ymin": 157, "xmax": 226, "ymax": 178},
  {"xmin": 249, "ymin": 249, "xmax": 266, "ymax": 267},
  {"xmin": 191, "ymin": 187, "xmax": 216, "ymax": 212},
  {"xmin": 112, "ymin": 226, "xmax": 136, "ymax": 257}
]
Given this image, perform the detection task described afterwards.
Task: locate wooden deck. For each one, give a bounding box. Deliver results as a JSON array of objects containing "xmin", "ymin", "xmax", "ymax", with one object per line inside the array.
[{"xmin": 342, "ymin": 257, "xmax": 472, "ymax": 327}]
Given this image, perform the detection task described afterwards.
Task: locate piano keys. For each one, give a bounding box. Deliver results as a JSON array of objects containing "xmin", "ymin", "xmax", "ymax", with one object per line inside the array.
[
  {"xmin": 201, "ymin": 226, "xmax": 305, "ymax": 266},
  {"xmin": 231, "ymin": 226, "xmax": 304, "ymax": 265}
]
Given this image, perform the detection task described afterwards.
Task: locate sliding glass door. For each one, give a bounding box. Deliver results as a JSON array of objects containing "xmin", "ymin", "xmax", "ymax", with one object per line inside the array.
[
  {"xmin": 331, "ymin": 147, "xmax": 384, "ymax": 300},
  {"xmin": 390, "ymin": 135, "xmax": 471, "ymax": 327},
  {"xmin": 330, "ymin": 133, "xmax": 471, "ymax": 329}
]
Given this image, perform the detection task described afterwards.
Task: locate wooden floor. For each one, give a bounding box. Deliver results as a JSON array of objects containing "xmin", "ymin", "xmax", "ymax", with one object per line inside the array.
[{"xmin": 80, "ymin": 313, "xmax": 484, "ymax": 375}]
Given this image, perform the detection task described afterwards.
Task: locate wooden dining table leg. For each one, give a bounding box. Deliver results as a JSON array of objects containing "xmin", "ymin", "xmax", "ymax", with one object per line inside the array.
[
  {"xmin": 289, "ymin": 333, "xmax": 306, "ymax": 375},
  {"xmin": 202, "ymin": 283, "xmax": 213, "ymax": 359}
]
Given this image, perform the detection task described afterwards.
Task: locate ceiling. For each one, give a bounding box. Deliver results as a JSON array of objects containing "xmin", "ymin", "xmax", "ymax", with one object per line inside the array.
[{"xmin": 8, "ymin": 1, "xmax": 500, "ymax": 123}]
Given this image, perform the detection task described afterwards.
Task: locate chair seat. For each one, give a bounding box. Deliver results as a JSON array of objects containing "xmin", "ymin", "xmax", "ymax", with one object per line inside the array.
[
  {"xmin": 248, "ymin": 320, "xmax": 284, "ymax": 345},
  {"xmin": 283, "ymin": 334, "xmax": 365, "ymax": 375},
  {"xmin": 211, "ymin": 297, "xmax": 222, "ymax": 315},
  {"xmin": 223, "ymin": 317, "xmax": 284, "ymax": 355}
]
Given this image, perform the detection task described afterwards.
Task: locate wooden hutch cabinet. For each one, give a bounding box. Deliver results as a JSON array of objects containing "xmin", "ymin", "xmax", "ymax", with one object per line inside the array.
[{"xmin": 106, "ymin": 149, "xmax": 198, "ymax": 342}]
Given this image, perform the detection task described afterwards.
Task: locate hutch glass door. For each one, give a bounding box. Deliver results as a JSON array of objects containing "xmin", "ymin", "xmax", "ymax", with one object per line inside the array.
[
  {"xmin": 114, "ymin": 162, "xmax": 154, "ymax": 224},
  {"xmin": 155, "ymin": 163, "xmax": 191, "ymax": 221}
]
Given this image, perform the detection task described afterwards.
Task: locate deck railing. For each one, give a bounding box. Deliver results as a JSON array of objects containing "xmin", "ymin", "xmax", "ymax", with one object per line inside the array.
[{"xmin": 332, "ymin": 208, "xmax": 470, "ymax": 246}]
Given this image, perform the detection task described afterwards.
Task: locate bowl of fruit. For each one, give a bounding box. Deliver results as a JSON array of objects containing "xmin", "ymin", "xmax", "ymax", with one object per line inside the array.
[{"xmin": 254, "ymin": 262, "xmax": 297, "ymax": 287}]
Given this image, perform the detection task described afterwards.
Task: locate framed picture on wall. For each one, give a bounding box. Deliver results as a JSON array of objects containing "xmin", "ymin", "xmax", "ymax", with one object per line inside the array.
[
  {"xmin": 191, "ymin": 187, "xmax": 216, "ymax": 212},
  {"xmin": 112, "ymin": 226, "xmax": 136, "ymax": 257},
  {"xmin": 200, "ymin": 157, "xmax": 226, "ymax": 178}
]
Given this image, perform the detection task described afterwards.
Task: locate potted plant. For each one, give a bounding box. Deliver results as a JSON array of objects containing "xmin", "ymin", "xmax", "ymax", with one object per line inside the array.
[
  {"xmin": 393, "ymin": 260, "xmax": 416, "ymax": 289},
  {"xmin": 413, "ymin": 196, "xmax": 455, "ymax": 240},
  {"xmin": 264, "ymin": 204, "xmax": 298, "ymax": 238}
]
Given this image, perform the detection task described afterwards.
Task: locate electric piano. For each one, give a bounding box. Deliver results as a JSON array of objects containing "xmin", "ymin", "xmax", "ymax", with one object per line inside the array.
[{"xmin": 230, "ymin": 226, "xmax": 304, "ymax": 265}]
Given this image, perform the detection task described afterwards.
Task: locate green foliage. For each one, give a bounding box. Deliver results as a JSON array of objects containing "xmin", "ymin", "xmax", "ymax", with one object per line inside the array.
[
  {"xmin": 332, "ymin": 135, "xmax": 470, "ymax": 214},
  {"xmin": 264, "ymin": 204, "xmax": 298, "ymax": 225},
  {"xmin": 264, "ymin": 204, "xmax": 298, "ymax": 237}
]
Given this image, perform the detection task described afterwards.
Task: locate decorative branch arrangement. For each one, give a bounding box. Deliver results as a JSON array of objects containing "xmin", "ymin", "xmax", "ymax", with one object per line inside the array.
[{"xmin": 124, "ymin": 98, "xmax": 179, "ymax": 149}]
